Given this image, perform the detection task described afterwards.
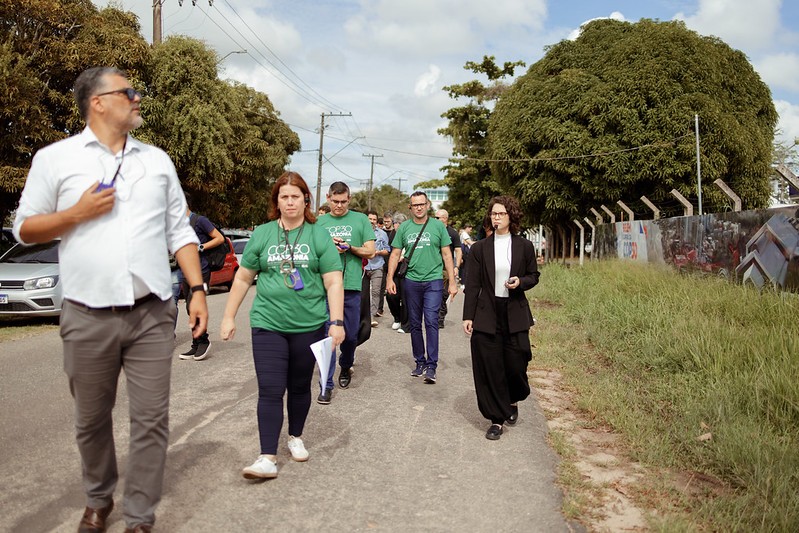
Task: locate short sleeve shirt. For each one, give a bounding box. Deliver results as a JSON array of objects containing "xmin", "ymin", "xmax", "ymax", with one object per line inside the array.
[
  {"xmin": 241, "ymin": 220, "xmax": 341, "ymax": 333},
  {"xmin": 317, "ymin": 210, "xmax": 374, "ymax": 291},
  {"xmin": 391, "ymin": 218, "xmax": 452, "ymax": 282}
]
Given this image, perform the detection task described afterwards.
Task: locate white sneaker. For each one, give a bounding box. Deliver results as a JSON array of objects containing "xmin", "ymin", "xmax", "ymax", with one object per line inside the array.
[
  {"xmin": 287, "ymin": 436, "xmax": 309, "ymax": 462},
  {"xmin": 391, "ymin": 322, "xmax": 401, "ymax": 330},
  {"xmin": 242, "ymin": 455, "xmax": 278, "ymax": 479},
  {"xmin": 397, "ymin": 328, "xmax": 406, "ymax": 334},
  {"xmin": 370, "ymin": 319, "xmax": 378, "ymax": 327}
]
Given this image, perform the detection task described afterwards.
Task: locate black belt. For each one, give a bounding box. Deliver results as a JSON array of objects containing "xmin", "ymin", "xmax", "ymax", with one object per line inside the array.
[{"xmin": 68, "ymin": 293, "xmax": 158, "ymax": 312}]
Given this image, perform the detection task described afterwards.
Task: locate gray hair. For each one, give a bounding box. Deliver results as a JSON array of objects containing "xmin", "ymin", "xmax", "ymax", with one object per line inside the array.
[
  {"xmin": 74, "ymin": 66, "xmax": 126, "ymax": 121},
  {"xmin": 392, "ymin": 213, "xmax": 407, "ymax": 224}
]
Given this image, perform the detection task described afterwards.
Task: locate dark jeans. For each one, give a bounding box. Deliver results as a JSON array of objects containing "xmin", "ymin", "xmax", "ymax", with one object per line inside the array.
[
  {"xmin": 323, "ymin": 290, "xmax": 361, "ymax": 391},
  {"xmin": 177, "ymin": 268, "xmax": 211, "ymax": 344},
  {"xmin": 251, "ymin": 326, "xmax": 324, "ymax": 454},
  {"xmin": 404, "ymin": 278, "xmax": 443, "ymax": 369},
  {"xmin": 386, "ymin": 275, "xmax": 409, "ymax": 329}
]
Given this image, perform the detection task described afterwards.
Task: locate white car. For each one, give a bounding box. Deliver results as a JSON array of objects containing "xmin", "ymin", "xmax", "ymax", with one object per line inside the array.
[
  {"xmin": 231, "ymin": 238, "xmax": 256, "ymax": 282},
  {"xmin": 0, "ymin": 240, "xmax": 63, "ymax": 316}
]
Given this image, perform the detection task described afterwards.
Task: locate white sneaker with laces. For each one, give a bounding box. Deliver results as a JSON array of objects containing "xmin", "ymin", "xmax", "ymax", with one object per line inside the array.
[
  {"xmin": 242, "ymin": 455, "xmax": 278, "ymax": 479},
  {"xmin": 288, "ymin": 436, "xmax": 309, "ymax": 462},
  {"xmin": 397, "ymin": 327, "xmax": 406, "ymax": 334},
  {"xmin": 392, "ymin": 322, "xmax": 401, "ymax": 330}
]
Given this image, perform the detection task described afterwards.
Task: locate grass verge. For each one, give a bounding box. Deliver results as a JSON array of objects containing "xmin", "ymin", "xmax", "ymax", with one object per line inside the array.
[{"xmin": 532, "ymin": 260, "xmax": 799, "ymax": 531}]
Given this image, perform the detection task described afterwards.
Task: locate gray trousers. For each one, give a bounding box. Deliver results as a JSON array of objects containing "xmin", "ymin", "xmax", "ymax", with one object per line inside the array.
[
  {"xmin": 365, "ymin": 268, "xmax": 384, "ymax": 317},
  {"xmin": 60, "ymin": 297, "xmax": 176, "ymax": 527}
]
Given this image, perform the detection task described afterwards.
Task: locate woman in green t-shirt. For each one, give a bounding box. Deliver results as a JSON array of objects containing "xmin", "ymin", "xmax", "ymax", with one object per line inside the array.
[{"xmin": 220, "ymin": 171, "xmax": 344, "ymax": 479}]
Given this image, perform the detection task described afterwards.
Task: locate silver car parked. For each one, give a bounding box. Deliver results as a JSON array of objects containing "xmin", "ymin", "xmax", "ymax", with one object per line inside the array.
[{"xmin": 0, "ymin": 240, "xmax": 63, "ymax": 316}]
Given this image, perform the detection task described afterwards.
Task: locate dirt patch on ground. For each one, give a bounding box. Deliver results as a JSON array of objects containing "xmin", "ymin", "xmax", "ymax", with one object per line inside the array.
[{"xmin": 531, "ymin": 368, "xmax": 650, "ymax": 532}]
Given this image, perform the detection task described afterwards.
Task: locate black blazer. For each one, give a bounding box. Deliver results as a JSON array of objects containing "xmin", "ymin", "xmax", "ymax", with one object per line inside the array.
[{"xmin": 462, "ymin": 234, "xmax": 540, "ymax": 335}]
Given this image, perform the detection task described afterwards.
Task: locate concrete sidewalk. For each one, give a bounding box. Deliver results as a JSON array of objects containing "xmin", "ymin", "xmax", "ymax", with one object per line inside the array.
[
  {"xmin": 157, "ymin": 294, "xmax": 572, "ymax": 532},
  {"xmin": 2, "ymin": 290, "xmax": 575, "ymax": 532}
]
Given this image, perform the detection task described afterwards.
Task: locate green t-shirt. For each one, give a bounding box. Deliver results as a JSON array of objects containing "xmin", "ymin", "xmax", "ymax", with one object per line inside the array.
[
  {"xmin": 317, "ymin": 210, "xmax": 374, "ymax": 291},
  {"xmin": 241, "ymin": 220, "xmax": 341, "ymax": 333},
  {"xmin": 391, "ymin": 218, "xmax": 452, "ymax": 282}
]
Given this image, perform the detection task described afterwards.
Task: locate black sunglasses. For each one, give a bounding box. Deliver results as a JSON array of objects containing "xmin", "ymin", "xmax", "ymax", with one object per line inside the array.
[{"xmin": 96, "ymin": 88, "xmax": 141, "ymax": 101}]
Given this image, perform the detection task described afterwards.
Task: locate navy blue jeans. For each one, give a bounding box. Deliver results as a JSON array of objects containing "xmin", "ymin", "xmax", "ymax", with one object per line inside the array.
[
  {"xmin": 251, "ymin": 326, "xmax": 324, "ymax": 454},
  {"xmin": 404, "ymin": 278, "xmax": 443, "ymax": 369},
  {"xmin": 323, "ymin": 289, "xmax": 361, "ymax": 391}
]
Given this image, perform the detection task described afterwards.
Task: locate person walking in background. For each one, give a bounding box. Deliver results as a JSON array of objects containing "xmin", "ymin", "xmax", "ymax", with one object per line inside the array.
[
  {"xmin": 434, "ymin": 209, "xmax": 462, "ymax": 329},
  {"xmin": 13, "ymin": 66, "xmax": 208, "ymax": 533},
  {"xmin": 386, "ymin": 192, "xmax": 458, "ymax": 384},
  {"xmin": 462, "ymin": 195, "xmax": 540, "ymax": 441},
  {"xmin": 316, "ymin": 182, "xmax": 375, "ymax": 403},
  {"xmin": 176, "ymin": 206, "xmax": 224, "ymax": 361},
  {"xmin": 377, "ymin": 211, "xmax": 394, "ymax": 316},
  {"xmin": 366, "ymin": 209, "xmax": 390, "ymax": 326},
  {"xmin": 459, "ymin": 223, "xmax": 474, "ymax": 289},
  {"xmin": 220, "ymin": 171, "xmax": 344, "ymax": 479},
  {"xmin": 318, "ymin": 204, "xmax": 331, "ymax": 216},
  {"xmin": 385, "ymin": 212, "xmax": 410, "ymax": 333}
]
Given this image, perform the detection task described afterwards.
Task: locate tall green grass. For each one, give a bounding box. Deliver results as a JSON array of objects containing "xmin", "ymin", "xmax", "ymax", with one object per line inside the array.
[{"xmin": 533, "ymin": 261, "xmax": 799, "ymax": 531}]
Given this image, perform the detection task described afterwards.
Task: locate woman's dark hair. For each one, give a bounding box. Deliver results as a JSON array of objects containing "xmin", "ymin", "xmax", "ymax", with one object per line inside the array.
[
  {"xmin": 269, "ymin": 171, "xmax": 317, "ymax": 223},
  {"xmin": 487, "ymin": 195, "xmax": 523, "ymax": 235},
  {"xmin": 73, "ymin": 66, "xmax": 126, "ymax": 121}
]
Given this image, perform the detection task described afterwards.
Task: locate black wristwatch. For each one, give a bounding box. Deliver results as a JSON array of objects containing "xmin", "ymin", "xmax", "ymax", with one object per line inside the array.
[
  {"xmin": 330, "ymin": 320, "xmax": 345, "ymax": 326},
  {"xmin": 190, "ymin": 284, "xmax": 206, "ymax": 294}
]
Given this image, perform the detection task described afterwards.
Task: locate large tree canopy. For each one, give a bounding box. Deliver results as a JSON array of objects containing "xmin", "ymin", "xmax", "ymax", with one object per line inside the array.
[
  {"xmin": 0, "ymin": 0, "xmax": 149, "ymax": 226},
  {"xmin": 489, "ymin": 19, "xmax": 778, "ymax": 226},
  {"xmin": 438, "ymin": 56, "xmax": 524, "ymax": 227},
  {"xmin": 1, "ymin": 4, "xmax": 298, "ymax": 228}
]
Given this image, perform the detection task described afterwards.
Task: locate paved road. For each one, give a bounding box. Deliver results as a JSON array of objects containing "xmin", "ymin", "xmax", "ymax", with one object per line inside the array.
[{"xmin": 0, "ymin": 289, "xmax": 576, "ymax": 532}]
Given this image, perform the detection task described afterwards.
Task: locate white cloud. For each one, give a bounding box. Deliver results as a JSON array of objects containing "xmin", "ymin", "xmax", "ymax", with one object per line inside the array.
[
  {"xmin": 775, "ymin": 100, "xmax": 799, "ymax": 145},
  {"xmin": 567, "ymin": 11, "xmax": 626, "ymax": 41},
  {"xmin": 414, "ymin": 65, "xmax": 441, "ymax": 97},
  {"xmin": 674, "ymin": 0, "xmax": 781, "ymax": 50},
  {"xmin": 755, "ymin": 53, "xmax": 799, "ymax": 93}
]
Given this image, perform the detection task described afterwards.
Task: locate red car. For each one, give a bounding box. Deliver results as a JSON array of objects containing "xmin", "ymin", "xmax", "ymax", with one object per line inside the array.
[{"xmin": 209, "ymin": 237, "xmax": 239, "ymax": 289}]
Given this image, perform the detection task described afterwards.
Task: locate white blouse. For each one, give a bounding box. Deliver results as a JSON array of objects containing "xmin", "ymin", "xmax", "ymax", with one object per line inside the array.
[{"xmin": 493, "ymin": 233, "xmax": 512, "ymax": 297}]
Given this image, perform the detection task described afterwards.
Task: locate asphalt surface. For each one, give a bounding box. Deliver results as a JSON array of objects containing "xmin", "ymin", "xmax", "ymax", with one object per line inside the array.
[{"xmin": 0, "ymin": 289, "xmax": 575, "ymax": 532}]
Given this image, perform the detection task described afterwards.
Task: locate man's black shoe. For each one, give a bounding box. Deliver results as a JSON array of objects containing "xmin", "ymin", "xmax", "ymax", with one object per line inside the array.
[
  {"xmin": 317, "ymin": 389, "xmax": 332, "ymax": 404},
  {"xmin": 338, "ymin": 367, "xmax": 352, "ymax": 389},
  {"xmin": 179, "ymin": 344, "xmax": 198, "ymax": 359}
]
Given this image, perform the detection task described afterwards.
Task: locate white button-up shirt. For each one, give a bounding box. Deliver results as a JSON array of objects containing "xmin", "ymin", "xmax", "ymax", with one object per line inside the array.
[{"xmin": 13, "ymin": 128, "xmax": 199, "ymax": 307}]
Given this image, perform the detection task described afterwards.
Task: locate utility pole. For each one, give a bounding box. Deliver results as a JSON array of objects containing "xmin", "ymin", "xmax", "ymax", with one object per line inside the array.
[
  {"xmin": 153, "ymin": 0, "xmax": 162, "ymax": 45},
  {"xmin": 315, "ymin": 112, "xmax": 352, "ymax": 210},
  {"xmin": 395, "ymin": 176, "xmax": 406, "ymax": 196},
  {"xmin": 363, "ymin": 153, "xmax": 383, "ymax": 210}
]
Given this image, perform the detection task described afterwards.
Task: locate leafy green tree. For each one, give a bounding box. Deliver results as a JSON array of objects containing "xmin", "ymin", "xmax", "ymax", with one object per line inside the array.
[
  {"xmin": 438, "ymin": 56, "xmax": 525, "ymax": 228},
  {"xmin": 143, "ymin": 36, "xmax": 299, "ymax": 227},
  {"xmin": 0, "ymin": 0, "xmax": 149, "ymax": 226},
  {"xmin": 490, "ymin": 19, "xmax": 777, "ymax": 229},
  {"xmin": 349, "ymin": 184, "xmax": 408, "ymax": 215}
]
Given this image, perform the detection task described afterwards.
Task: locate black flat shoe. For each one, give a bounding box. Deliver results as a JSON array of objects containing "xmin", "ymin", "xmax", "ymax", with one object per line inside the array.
[
  {"xmin": 485, "ymin": 424, "xmax": 503, "ymax": 440},
  {"xmin": 507, "ymin": 405, "xmax": 518, "ymax": 425}
]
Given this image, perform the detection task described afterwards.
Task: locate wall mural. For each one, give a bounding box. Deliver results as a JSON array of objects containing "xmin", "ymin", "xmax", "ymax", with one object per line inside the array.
[{"xmin": 594, "ymin": 207, "xmax": 799, "ymax": 292}]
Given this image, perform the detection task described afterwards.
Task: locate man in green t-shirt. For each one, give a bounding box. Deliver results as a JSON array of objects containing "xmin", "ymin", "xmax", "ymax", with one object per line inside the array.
[
  {"xmin": 386, "ymin": 191, "xmax": 458, "ymax": 384},
  {"xmin": 316, "ymin": 181, "xmax": 375, "ymax": 403}
]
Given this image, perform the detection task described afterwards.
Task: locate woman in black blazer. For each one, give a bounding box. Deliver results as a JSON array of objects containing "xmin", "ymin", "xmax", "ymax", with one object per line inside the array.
[{"xmin": 462, "ymin": 195, "xmax": 540, "ymax": 440}]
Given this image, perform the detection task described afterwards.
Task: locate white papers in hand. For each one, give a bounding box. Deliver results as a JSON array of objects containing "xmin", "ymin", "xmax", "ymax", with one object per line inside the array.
[{"xmin": 310, "ymin": 336, "xmax": 334, "ymax": 395}]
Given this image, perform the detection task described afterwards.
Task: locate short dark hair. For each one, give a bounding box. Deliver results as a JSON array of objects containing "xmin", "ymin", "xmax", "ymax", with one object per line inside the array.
[
  {"xmin": 487, "ymin": 195, "xmax": 523, "ymax": 235},
  {"xmin": 366, "ymin": 209, "xmax": 379, "ymax": 217},
  {"xmin": 328, "ymin": 181, "xmax": 350, "ymax": 196},
  {"xmin": 410, "ymin": 191, "xmax": 428, "ymax": 203},
  {"xmin": 74, "ymin": 66, "xmax": 127, "ymax": 121}
]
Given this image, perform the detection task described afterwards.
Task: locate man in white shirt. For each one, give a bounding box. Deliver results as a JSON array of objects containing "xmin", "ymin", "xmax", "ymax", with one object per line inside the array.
[{"xmin": 13, "ymin": 66, "xmax": 207, "ymax": 533}]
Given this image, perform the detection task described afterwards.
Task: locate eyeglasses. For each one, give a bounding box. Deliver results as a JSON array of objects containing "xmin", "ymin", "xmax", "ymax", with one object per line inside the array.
[
  {"xmin": 410, "ymin": 203, "xmax": 427, "ymax": 208},
  {"xmin": 490, "ymin": 212, "xmax": 508, "ymax": 218},
  {"xmin": 329, "ymin": 199, "xmax": 349, "ymax": 206},
  {"xmin": 95, "ymin": 88, "xmax": 141, "ymax": 101}
]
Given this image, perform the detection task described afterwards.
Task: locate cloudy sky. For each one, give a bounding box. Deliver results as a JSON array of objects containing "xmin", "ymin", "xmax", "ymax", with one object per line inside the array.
[{"xmin": 94, "ymin": 0, "xmax": 799, "ymax": 198}]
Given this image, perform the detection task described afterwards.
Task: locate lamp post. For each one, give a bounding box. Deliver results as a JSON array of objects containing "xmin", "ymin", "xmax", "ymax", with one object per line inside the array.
[{"xmin": 217, "ymin": 49, "xmax": 246, "ymax": 64}]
